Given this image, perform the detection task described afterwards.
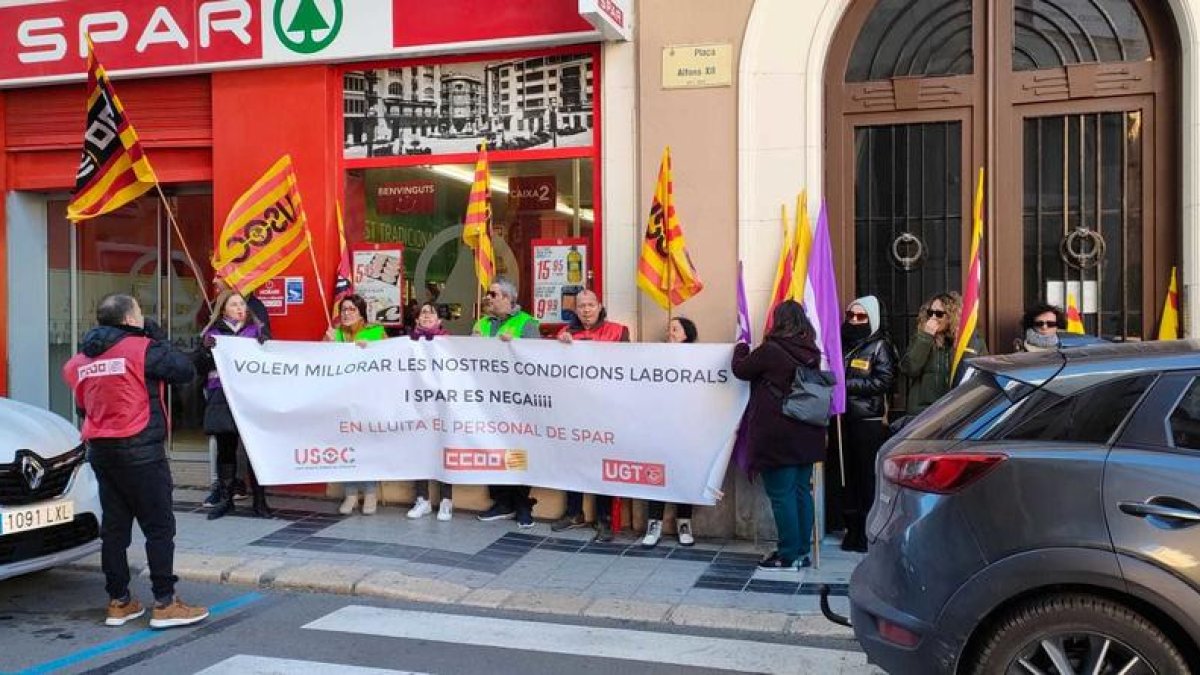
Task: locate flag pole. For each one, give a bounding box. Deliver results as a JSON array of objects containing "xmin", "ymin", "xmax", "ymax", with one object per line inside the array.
[
  {"xmin": 836, "ymin": 415, "xmax": 847, "ymax": 487},
  {"xmin": 303, "ymin": 227, "xmax": 333, "ymax": 330},
  {"xmin": 152, "ymin": 184, "xmax": 212, "ymax": 308}
]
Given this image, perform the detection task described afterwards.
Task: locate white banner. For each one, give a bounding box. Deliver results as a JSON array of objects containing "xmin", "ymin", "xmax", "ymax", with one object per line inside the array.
[{"xmin": 212, "ymin": 336, "xmax": 748, "ymax": 505}]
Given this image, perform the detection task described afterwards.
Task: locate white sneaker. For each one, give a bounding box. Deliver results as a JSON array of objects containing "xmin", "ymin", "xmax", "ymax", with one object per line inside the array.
[
  {"xmin": 338, "ymin": 493, "xmax": 358, "ymax": 515},
  {"xmin": 407, "ymin": 497, "xmax": 432, "ymax": 519},
  {"xmin": 677, "ymin": 518, "xmax": 695, "ymax": 546},
  {"xmin": 362, "ymin": 492, "xmax": 378, "ymax": 515},
  {"xmin": 437, "ymin": 499, "xmax": 453, "ymax": 521},
  {"xmin": 642, "ymin": 519, "xmax": 662, "ymax": 548}
]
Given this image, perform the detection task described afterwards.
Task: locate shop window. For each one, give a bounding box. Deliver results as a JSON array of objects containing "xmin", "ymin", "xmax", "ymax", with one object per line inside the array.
[{"xmin": 345, "ymin": 159, "xmax": 594, "ymax": 334}]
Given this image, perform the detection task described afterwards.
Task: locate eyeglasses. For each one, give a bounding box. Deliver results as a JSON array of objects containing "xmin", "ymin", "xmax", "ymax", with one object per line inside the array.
[
  {"xmin": 845, "ymin": 311, "xmax": 869, "ymax": 322},
  {"xmin": 486, "ymin": 290, "xmax": 499, "ymax": 298},
  {"xmin": 1033, "ymin": 320, "xmax": 1059, "ymax": 329},
  {"xmin": 340, "ymin": 307, "xmax": 360, "ymax": 314},
  {"xmin": 926, "ymin": 309, "xmax": 947, "ymax": 319}
]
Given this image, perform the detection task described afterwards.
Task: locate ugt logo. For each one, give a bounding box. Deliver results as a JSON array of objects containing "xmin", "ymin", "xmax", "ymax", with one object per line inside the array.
[{"xmin": 274, "ymin": 0, "xmax": 343, "ymax": 54}]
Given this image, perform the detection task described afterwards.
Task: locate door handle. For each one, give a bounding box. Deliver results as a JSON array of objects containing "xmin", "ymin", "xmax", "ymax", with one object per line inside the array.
[{"xmin": 1118, "ymin": 501, "xmax": 1200, "ymax": 523}]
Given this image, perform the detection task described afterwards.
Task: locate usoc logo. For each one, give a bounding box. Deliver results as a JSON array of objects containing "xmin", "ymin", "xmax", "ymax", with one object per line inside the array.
[{"xmin": 274, "ymin": 0, "xmax": 344, "ymax": 54}]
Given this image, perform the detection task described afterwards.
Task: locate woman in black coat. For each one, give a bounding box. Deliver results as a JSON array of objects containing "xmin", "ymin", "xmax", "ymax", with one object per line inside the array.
[
  {"xmin": 827, "ymin": 295, "xmax": 896, "ymax": 552},
  {"xmin": 732, "ymin": 300, "xmax": 827, "ymax": 570}
]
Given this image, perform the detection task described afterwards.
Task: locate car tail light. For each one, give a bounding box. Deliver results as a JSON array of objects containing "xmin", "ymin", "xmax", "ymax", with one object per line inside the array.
[
  {"xmin": 882, "ymin": 453, "xmax": 1006, "ymax": 494},
  {"xmin": 876, "ymin": 617, "xmax": 921, "ymax": 648}
]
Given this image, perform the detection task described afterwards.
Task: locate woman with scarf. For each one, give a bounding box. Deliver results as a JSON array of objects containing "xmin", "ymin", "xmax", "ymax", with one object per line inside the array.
[
  {"xmin": 827, "ymin": 296, "xmax": 896, "ymax": 552},
  {"xmin": 195, "ymin": 289, "xmax": 272, "ymax": 520}
]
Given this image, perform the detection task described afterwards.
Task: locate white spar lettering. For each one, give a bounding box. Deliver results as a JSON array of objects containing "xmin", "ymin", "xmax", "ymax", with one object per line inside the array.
[
  {"xmin": 15, "ymin": 1, "xmax": 253, "ymax": 65},
  {"xmin": 77, "ymin": 358, "xmax": 128, "ymax": 380}
]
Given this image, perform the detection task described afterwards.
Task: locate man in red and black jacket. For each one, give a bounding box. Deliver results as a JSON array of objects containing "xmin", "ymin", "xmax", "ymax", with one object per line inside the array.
[
  {"xmin": 62, "ymin": 293, "xmax": 207, "ymax": 630},
  {"xmin": 550, "ymin": 290, "xmax": 629, "ymax": 542}
]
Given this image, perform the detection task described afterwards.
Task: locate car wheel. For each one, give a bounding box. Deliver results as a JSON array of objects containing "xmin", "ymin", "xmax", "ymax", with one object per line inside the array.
[{"xmin": 968, "ymin": 593, "xmax": 1190, "ymax": 675}]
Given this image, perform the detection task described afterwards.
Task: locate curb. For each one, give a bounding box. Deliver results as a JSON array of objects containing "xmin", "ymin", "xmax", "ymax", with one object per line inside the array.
[{"xmin": 64, "ymin": 553, "xmax": 855, "ymax": 639}]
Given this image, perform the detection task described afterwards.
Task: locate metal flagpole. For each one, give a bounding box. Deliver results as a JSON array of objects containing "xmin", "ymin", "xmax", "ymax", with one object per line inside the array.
[
  {"xmin": 153, "ymin": 183, "xmax": 211, "ymax": 309},
  {"xmin": 303, "ymin": 228, "xmax": 333, "ymax": 330}
]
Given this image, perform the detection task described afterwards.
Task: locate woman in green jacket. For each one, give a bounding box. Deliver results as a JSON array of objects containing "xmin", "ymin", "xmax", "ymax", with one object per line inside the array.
[
  {"xmin": 899, "ymin": 291, "xmax": 986, "ymax": 415},
  {"xmin": 326, "ymin": 294, "xmax": 387, "ymax": 514}
]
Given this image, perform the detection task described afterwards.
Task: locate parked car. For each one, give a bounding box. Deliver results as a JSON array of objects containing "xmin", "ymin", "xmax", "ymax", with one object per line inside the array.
[
  {"xmin": 0, "ymin": 397, "xmax": 101, "ymax": 581},
  {"xmin": 850, "ymin": 340, "xmax": 1200, "ymax": 674}
]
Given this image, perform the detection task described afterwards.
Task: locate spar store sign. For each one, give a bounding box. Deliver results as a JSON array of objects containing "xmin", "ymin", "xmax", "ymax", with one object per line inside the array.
[{"xmin": 0, "ymin": 0, "xmax": 617, "ymax": 87}]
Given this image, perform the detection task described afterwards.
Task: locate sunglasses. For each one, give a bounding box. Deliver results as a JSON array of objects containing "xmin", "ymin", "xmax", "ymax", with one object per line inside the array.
[
  {"xmin": 845, "ymin": 311, "xmax": 869, "ymax": 322},
  {"xmin": 1033, "ymin": 320, "xmax": 1059, "ymax": 329},
  {"xmin": 926, "ymin": 309, "xmax": 947, "ymax": 319}
]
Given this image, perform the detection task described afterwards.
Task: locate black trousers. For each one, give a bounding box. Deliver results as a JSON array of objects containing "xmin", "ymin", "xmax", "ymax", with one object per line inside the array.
[
  {"xmin": 826, "ymin": 417, "xmax": 888, "ymax": 527},
  {"xmin": 92, "ymin": 457, "xmax": 177, "ymax": 603},
  {"xmin": 488, "ymin": 485, "xmax": 532, "ymax": 510},
  {"xmin": 647, "ymin": 502, "xmax": 693, "ymax": 520},
  {"xmin": 214, "ymin": 432, "xmax": 239, "ymax": 466},
  {"xmin": 564, "ymin": 491, "xmax": 613, "ymax": 523}
]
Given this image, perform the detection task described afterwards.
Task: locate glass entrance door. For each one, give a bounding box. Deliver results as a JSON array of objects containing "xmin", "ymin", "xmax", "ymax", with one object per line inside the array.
[{"xmin": 47, "ymin": 191, "xmax": 213, "ymax": 455}]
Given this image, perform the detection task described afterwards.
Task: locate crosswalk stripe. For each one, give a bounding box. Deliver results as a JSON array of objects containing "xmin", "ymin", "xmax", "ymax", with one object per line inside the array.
[
  {"xmin": 194, "ymin": 655, "xmax": 431, "ymax": 674},
  {"xmin": 303, "ymin": 606, "xmax": 872, "ymax": 675}
]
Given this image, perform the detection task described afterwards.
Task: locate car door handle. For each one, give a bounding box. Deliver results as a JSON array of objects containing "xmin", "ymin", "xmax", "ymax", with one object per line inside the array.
[{"xmin": 1118, "ymin": 501, "xmax": 1200, "ymax": 523}]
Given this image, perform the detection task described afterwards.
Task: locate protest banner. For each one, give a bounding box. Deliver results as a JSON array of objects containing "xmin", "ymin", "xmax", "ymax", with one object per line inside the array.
[{"xmin": 212, "ymin": 336, "xmax": 748, "ymax": 504}]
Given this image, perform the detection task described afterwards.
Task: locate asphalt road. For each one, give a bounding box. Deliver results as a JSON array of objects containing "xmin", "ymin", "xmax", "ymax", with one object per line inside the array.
[{"xmin": 1, "ymin": 568, "xmax": 878, "ymax": 675}]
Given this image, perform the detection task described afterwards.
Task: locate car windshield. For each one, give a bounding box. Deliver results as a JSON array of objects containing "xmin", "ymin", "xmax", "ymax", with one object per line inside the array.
[{"xmin": 902, "ymin": 371, "xmax": 1039, "ymax": 441}]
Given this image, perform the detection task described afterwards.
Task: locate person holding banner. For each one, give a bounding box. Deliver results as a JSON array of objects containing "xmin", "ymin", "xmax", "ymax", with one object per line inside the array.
[
  {"xmin": 473, "ymin": 277, "xmax": 540, "ymax": 528},
  {"xmin": 406, "ymin": 302, "xmax": 455, "ymax": 522},
  {"xmin": 900, "ymin": 292, "xmax": 987, "ymax": 415},
  {"xmin": 551, "ymin": 290, "xmax": 629, "ymax": 542},
  {"xmin": 732, "ymin": 300, "xmax": 825, "ymax": 570},
  {"xmin": 643, "ymin": 316, "xmax": 699, "ymax": 548},
  {"xmin": 195, "ymin": 290, "xmax": 272, "ymax": 521},
  {"xmin": 327, "ymin": 294, "xmax": 388, "ymax": 515}
]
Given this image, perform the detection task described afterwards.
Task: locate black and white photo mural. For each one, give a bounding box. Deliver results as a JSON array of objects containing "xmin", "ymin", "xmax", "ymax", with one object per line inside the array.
[{"xmin": 344, "ymin": 52, "xmax": 595, "ymax": 158}]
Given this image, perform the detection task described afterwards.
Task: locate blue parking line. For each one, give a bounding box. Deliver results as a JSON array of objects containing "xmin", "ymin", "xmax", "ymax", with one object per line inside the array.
[{"xmin": 7, "ymin": 591, "xmax": 264, "ymax": 675}]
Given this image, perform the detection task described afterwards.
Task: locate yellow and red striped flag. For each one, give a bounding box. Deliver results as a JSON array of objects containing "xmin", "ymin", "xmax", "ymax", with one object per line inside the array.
[
  {"xmin": 1065, "ymin": 293, "xmax": 1085, "ymax": 334},
  {"xmin": 1158, "ymin": 266, "xmax": 1179, "ymax": 339},
  {"xmin": 951, "ymin": 168, "xmax": 985, "ymax": 380},
  {"xmin": 763, "ymin": 203, "xmax": 796, "ymax": 333},
  {"xmin": 212, "ymin": 155, "xmax": 310, "ymax": 294},
  {"xmin": 67, "ymin": 37, "xmax": 158, "ymax": 222},
  {"xmin": 462, "ymin": 141, "xmax": 496, "ymax": 290},
  {"xmin": 790, "ymin": 191, "xmax": 814, "ymax": 303},
  {"xmin": 637, "ymin": 147, "xmax": 704, "ymax": 309}
]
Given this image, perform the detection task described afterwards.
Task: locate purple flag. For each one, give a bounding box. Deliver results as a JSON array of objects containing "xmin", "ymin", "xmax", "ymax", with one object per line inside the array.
[
  {"xmin": 735, "ymin": 260, "xmax": 752, "ymax": 343},
  {"xmin": 731, "ymin": 260, "xmax": 754, "ymax": 475},
  {"xmin": 802, "ymin": 201, "xmax": 846, "ymax": 415}
]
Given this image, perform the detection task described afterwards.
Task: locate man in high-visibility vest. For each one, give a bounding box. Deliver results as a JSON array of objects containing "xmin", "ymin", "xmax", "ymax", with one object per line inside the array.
[{"xmin": 473, "ymin": 277, "xmax": 541, "ymax": 527}]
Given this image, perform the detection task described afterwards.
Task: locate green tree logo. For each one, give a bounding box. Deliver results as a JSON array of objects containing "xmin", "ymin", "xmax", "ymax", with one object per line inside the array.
[{"xmin": 274, "ymin": 0, "xmax": 343, "ymax": 54}]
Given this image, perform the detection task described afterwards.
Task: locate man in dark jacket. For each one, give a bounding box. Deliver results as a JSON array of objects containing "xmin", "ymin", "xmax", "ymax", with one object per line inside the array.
[
  {"xmin": 62, "ymin": 293, "xmax": 208, "ymax": 629},
  {"xmin": 827, "ymin": 295, "xmax": 896, "ymax": 552}
]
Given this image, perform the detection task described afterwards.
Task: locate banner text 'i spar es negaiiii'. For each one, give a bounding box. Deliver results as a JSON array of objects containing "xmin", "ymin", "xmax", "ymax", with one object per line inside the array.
[{"xmin": 212, "ymin": 155, "xmax": 311, "ymax": 294}]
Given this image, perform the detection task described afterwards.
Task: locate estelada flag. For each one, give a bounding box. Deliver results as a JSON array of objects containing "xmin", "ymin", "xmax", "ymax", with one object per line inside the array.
[
  {"xmin": 1158, "ymin": 266, "xmax": 1179, "ymax": 339},
  {"xmin": 637, "ymin": 147, "xmax": 703, "ymax": 310},
  {"xmin": 1066, "ymin": 293, "xmax": 1085, "ymax": 334},
  {"xmin": 67, "ymin": 37, "xmax": 158, "ymax": 222},
  {"xmin": 462, "ymin": 141, "xmax": 496, "ymax": 290},
  {"xmin": 212, "ymin": 155, "xmax": 310, "ymax": 294},
  {"xmin": 332, "ymin": 201, "xmax": 354, "ymax": 318},
  {"xmin": 951, "ymin": 168, "xmax": 985, "ymax": 381}
]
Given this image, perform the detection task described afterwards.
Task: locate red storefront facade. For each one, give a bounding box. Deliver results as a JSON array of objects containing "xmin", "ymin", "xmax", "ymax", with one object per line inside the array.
[{"xmin": 1, "ymin": 0, "xmax": 628, "ymax": 426}]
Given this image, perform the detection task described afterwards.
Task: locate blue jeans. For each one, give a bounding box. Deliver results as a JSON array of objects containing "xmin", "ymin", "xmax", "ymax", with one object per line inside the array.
[
  {"xmin": 344, "ymin": 481, "xmax": 377, "ymax": 497},
  {"xmin": 761, "ymin": 464, "xmax": 815, "ymax": 562}
]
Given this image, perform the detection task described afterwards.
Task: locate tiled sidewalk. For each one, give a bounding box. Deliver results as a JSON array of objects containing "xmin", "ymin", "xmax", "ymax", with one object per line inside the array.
[{"xmin": 81, "ymin": 488, "xmax": 864, "ymax": 636}]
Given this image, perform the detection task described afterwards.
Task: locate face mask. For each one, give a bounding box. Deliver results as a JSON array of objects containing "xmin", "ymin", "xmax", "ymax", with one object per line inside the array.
[
  {"xmin": 842, "ymin": 323, "xmax": 871, "ymax": 346},
  {"xmin": 1024, "ymin": 328, "xmax": 1059, "ymax": 350}
]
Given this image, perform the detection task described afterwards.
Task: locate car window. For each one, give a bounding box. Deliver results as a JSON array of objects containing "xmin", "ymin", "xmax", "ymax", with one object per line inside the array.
[
  {"xmin": 1169, "ymin": 378, "xmax": 1200, "ymax": 450},
  {"xmin": 903, "ymin": 372, "xmax": 1016, "ymax": 441},
  {"xmin": 987, "ymin": 374, "xmax": 1155, "ymax": 444}
]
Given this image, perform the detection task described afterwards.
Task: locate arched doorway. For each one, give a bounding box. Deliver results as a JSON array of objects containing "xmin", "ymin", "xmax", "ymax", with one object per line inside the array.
[{"xmin": 824, "ymin": 0, "xmax": 1178, "ymax": 381}]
